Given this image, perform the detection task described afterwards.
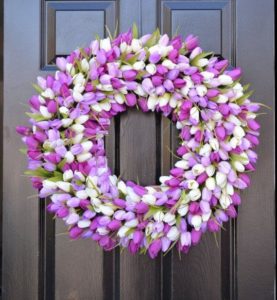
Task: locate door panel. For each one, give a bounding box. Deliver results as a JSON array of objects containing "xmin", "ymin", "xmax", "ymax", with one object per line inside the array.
[{"xmin": 2, "ymin": 0, "xmax": 274, "ymax": 299}]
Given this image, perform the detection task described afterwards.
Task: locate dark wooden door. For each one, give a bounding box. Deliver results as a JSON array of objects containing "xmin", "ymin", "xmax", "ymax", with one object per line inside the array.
[{"xmin": 2, "ymin": 0, "xmax": 275, "ymax": 299}]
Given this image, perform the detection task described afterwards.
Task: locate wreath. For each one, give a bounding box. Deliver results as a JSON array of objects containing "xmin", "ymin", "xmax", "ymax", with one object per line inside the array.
[{"xmin": 17, "ymin": 26, "xmax": 261, "ymax": 258}]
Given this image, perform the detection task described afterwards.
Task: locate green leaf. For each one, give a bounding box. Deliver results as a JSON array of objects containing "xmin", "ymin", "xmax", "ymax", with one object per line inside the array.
[
  {"xmin": 26, "ymin": 112, "xmax": 47, "ymax": 122},
  {"xmin": 243, "ymin": 83, "xmax": 251, "ymax": 91},
  {"xmin": 24, "ymin": 167, "xmax": 52, "ymax": 178},
  {"xmin": 32, "ymin": 83, "xmax": 43, "ymax": 94},
  {"xmin": 58, "ymin": 158, "xmax": 67, "ymax": 170},
  {"xmin": 19, "ymin": 148, "xmax": 27, "ymax": 154},
  {"xmin": 236, "ymin": 90, "xmax": 254, "ymax": 105},
  {"xmin": 231, "ymin": 153, "xmax": 249, "ymax": 164},
  {"xmin": 143, "ymin": 206, "xmax": 161, "ymax": 221},
  {"xmin": 123, "ymin": 53, "xmax": 141, "ymax": 65},
  {"xmin": 132, "ymin": 23, "xmax": 139, "ymax": 39},
  {"xmin": 144, "ymin": 28, "xmax": 160, "ymax": 48},
  {"xmin": 190, "ymin": 51, "xmax": 213, "ymax": 66}
]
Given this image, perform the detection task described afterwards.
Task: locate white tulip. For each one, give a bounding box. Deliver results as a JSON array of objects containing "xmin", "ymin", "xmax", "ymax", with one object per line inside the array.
[
  {"xmin": 56, "ymin": 181, "xmax": 71, "ymax": 192},
  {"xmin": 196, "ymin": 85, "xmax": 207, "ymax": 96},
  {"xmin": 159, "ymin": 93, "xmax": 170, "ymax": 107},
  {"xmin": 75, "ymin": 190, "xmax": 88, "ymax": 199},
  {"xmin": 41, "ymin": 88, "xmax": 54, "ymax": 99},
  {"xmin": 187, "ymin": 180, "xmax": 199, "ymax": 190},
  {"xmin": 97, "ymin": 227, "xmax": 109, "ymax": 235},
  {"xmin": 78, "ymin": 219, "xmax": 91, "ymax": 228},
  {"xmin": 217, "ymin": 94, "xmax": 229, "ymax": 103},
  {"xmin": 219, "ymin": 193, "xmax": 231, "ymax": 209},
  {"xmin": 188, "ymin": 189, "xmax": 201, "ymax": 201},
  {"xmin": 167, "ymin": 226, "xmax": 180, "ymax": 241},
  {"xmin": 63, "ymin": 169, "xmax": 73, "ymax": 181},
  {"xmin": 226, "ymin": 183, "xmax": 234, "ymax": 195},
  {"xmin": 71, "ymin": 124, "xmax": 84, "ymax": 133},
  {"xmin": 73, "ymin": 73, "xmax": 85, "ymax": 86},
  {"xmin": 85, "ymin": 188, "xmax": 98, "ymax": 198},
  {"xmin": 114, "ymin": 93, "xmax": 125, "ymax": 104},
  {"xmin": 196, "ymin": 58, "xmax": 209, "ymax": 67},
  {"xmin": 61, "ymin": 118, "xmax": 73, "ymax": 127},
  {"xmin": 43, "ymin": 180, "xmax": 57, "ymax": 190},
  {"xmin": 125, "ymin": 219, "xmax": 138, "ymax": 228},
  {"xmin": 81, "ymin": 59, "xmax": 89, "ymax": 72},
  {"xmin": 145, "ymin": 223, "xmax": 154, "ymax": 236},
  {"xmin": 216, "ymin": 172, "xmax": 227, "ymax": 188},
  {"xmin": 192, "ymin": 164, "xmax": 205, "ymax": 176},
  {"xmin": 72, "ymin": 91, "xmax": 83, "ymax": 102},
  {"xmin": 233, "ymin": 161, "xmax": 245, "ymax": 172},
  {"xmin": 210, "ymin": 138, "xmax": 220, "ymax": 151},
  {"xmin": 154, "ymin": 211, "xmax": 165, "ymax": 222},
  {"xmin": 118, "ymin": 181, "xmax": 127, "ymax": 194},
  {"xmin": 227, "ymin": 115, "xmax": 241, "ymax": 126},
  {"xmin": 218, "ymin": 74, "xmax": 233, "ymax": 85},
  {"xmin": 202, "ymin": 211, "xmax": 212, "ymax": 222},
  {"xmin": 163, "ymin": 213, "xmax": 176, "ymax": 225},
  {"xmin": 77, "ymin": 152, "xmax": 92, "ymax": 162},
  {"xmin": 72, "ymin": 133, "xmax": 83, "ymax": 144},
  {"xmin": 100, "ymin": 38, "xmax": 111, "ymax": 51},
  {"xmin": 175, "ymin": 160, "xmax": 189, "ymax": 169},
  {"xmin": 169, "ymin": 96, "xmax": 177, "ymax": 108},
  {"xmin": 178, "ymin": 204, "xmax": 189, "ymax": 216},
  {"xmin": 133, "ymin": 61, "xmax": 145, "ymax": 71},
  {"xmin": 99, "ymin": 205, "xmax": 114, "ymax": 216},
  {"xmin": 233, "ymin": 126, "xmax": 245, "ymax": 138},
  {"xmin": 191, "ymin": 215, "xmax": 202, "ymax": 230},
  {"xmin": 39, "ymin": 106, "xmax": 52, "ymax": 119},
  {"xmin": 190, "ymin": 107, "xmax": 199, "ymax": 123},
  {"xmin": 141, "ymin": 194, "xmax": 156, "ymax": 205},
  {"xmin": 146, "ymin": 64, "xmax": 157, "ymax": 75},
  {"xmin": 134, "ymin": 85, "xmax": 147, "ymax": 97},
  {"xmin": 181, "ymin": 232, "xmax": 191, "ymax": 246},
  {"xmin": 59, "ymin": 106, "xmax": 69, "ymax": 115},
  {"xmin": 229, "ymin": 136, "xmax": 241, "ymax": 149},
  {"xmin": 81, "ymin": 141, "xmax": 93, "ymax": 152},
  {"xmin": 64, "ymin": 151, "xmax": 74, "ymax": 163},
  {"xmin": 131, "ymin": 39, "xmax": 142, "ymax": 52},
  {"xmin": 147, "ymin": 95, "xmax": 158, "ymax": 111},
  {"xmin": 162, "ymin": 59, "xmax": 176, "ymax": 70},
  {"xmin": 66, "ymin": 63, "xmax": 75, "ymax": 76},
  {"xmin": 199, "ymin": 144, "xmax": 212, "ymax": 157},
  {"xmin": 75, "ymin": 115, "xmax": 89, "ymax": 124},
  {"xmin": 206, "ymin": 177, "xmax": 216, "ymax": 191},
  {"xmin": 206, "ymin": 165, "xmax": 215, "ymax": 177}
]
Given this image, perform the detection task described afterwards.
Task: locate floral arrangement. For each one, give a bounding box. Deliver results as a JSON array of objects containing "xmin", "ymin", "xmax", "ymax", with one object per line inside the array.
[{"xmin": 17, "ymin": 26, "xmax": 261, "ymax": 258}]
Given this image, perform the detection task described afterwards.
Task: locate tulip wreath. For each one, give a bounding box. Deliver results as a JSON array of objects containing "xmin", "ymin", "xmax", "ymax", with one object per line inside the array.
[{"xmin": 17, "ymin": 26, "xmax": 261, "ymax": 258}]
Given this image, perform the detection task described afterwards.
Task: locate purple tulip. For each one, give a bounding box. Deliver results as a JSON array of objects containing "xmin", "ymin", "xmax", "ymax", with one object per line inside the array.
[
  {"xmin": 16, "ymin": 126, "xmax": 31, "ymax": 136},
  {"xmin": 69, "ymin": 226, "xmax": 83, "ymax": 239},
  {"xmin": 123, "ymin": 70, "xmax": 137, "ymax": 81},
  {"xmin": 128, "ymin": 240, "xmax": 139, "ymax": 254},
  {"xmin": 133, "ymin": 230, "xmax": 144, "ymax": 244},
  {"xmin": 148, "ymin": 239, "xmax": 162, "ymax": 259},
  {"xmin": 138, "ymin": 97, "xmax": 149, "ymax": 112},
  {"xmin": 173, "ymin": 78, "xmax": 186, "ymax": 89},
  {"xmin": 247, "ymin": 119, "xmax": 260, "ymax": 131},
  {"xmin": 207, "ymin": 219, "xmax": 220, "ymax": 232},
  {"xmin": 226, "ymin": 205, "xmax": 237, "ymax": 218},
  {"xmin": 191, "ymin": 229, "xmax": 202, "ymax": 245},
  {"xmin": 226, "ymin": 67, "xmax": 242, "ymax": 80},
  {"xmin": 231, "ymin": 193, "xmax": 241, "ymax": 205},
  {"xmin": 185, "ymin": 34, "xmax": 199, "ymax": 51},
  {"xmin": 149, "ymin": 52, "xmax": 161, "ymax": 64},
  {"xmin": 135, "ymin": 202, "xmax": 149, "ymax": 214},
  {"xmin": 125, "ymin": 93, "xmax": 137, "ymax": 107},
  {"xmin": 215, "ymin": 126, "xmax": 226, "ymax": 141},
  {"xmin": 107, "ymin": 219, "xmax": 121, "ymax": 231}
]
